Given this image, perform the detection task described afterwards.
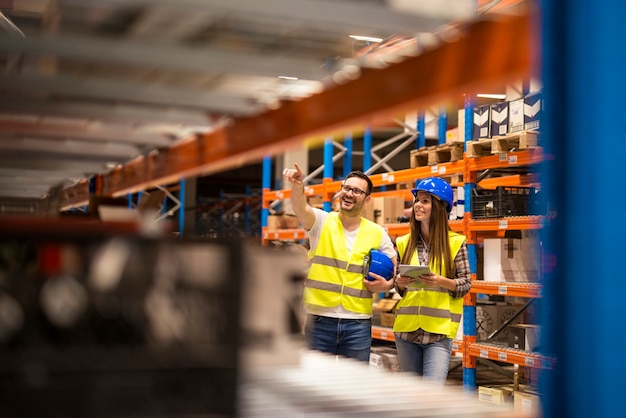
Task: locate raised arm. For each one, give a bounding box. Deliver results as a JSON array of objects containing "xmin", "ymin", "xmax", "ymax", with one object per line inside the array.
[{"xmin": 282, "ymin": 163, "xmax": 316, "ymax": 230}]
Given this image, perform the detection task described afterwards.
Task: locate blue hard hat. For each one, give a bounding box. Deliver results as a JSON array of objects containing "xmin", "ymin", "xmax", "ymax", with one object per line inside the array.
[
  {"xmin": 412, "ymin": 177, "xmax": 454, "ymax": 212},
  {"xmin": 365, "ymin": 249, "xmax": 394, "ymax": 281}
]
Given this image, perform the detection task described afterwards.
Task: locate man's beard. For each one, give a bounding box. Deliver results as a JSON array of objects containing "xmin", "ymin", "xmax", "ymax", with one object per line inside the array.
[{"xmin": 340, "ymin": 197, "xmax": 362, "ymax": 215}]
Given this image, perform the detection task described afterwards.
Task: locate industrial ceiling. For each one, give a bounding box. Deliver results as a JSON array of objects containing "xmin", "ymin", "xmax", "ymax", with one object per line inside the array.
[{"xmin": 0, "ymin": 0, "xmax": 530, "ymax": 213}]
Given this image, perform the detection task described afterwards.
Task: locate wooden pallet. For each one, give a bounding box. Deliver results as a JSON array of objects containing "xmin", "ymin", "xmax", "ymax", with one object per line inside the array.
[
  {"xmin": 466, "ymin": 131, "xmax": 539, "ymax": 158},
  {"xmin": 410, "ymin": 141, "xmax": 465, "ymax": 168}
]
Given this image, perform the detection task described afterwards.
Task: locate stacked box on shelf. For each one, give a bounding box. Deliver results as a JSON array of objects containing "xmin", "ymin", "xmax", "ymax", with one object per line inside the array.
[
  {"xmin": 523, "ymin": 91, "xmax": 542, "ymax": 131},
  {"xmin": 362, "ymin": 197, "xmax": 406, "ymax": 225},
  {"xmin": 490, "ymin": 101, "xmax": 509, "ymax": 137},
  {"xmin": 473, "ymin": 104, "xmax": 491, "ymax": 140},
  {"xmin": 470, "ymin": 303, "xmax": 524, "ymax": 341},
  {"xmin": 508, "ymin": 324, "xmax": 541, "ymax": 351},
  {"xmin": 508, "ymin": 98, "xmax": 525, "ymax": 133},
  {"xmin": 483, "ymin": 230, "xmax": 542, "ymax": 283}
]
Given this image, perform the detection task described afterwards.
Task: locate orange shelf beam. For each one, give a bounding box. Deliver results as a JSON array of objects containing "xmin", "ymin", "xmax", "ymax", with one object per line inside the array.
[
  {"xmin": 477, "ymin": 173, "xmax": 538, "ymax": 189},
  {"xmin": 64, "ymin": 12, "xmax": 533, "ymax": 202},
  {"xmin": 471, "ymin": 281, "xmax": 542, "ymax": 298},
  {"xmin": 468, "ymin": 216, "xmax": 543, "ymax": 232},
  {"xmin": 372, "ymin": 326, "xmax": 395, "ymax": 342},
  {"xmin": 468, "ymin": 343, "xmax": 556, "ymax": 369},
  {"xmin": 466, "ymin": 148, "xmax": 546, "ymax": 172},
  {"xmin": 384, "ymin": 223, "xmax": 410, "ymax": 238},
  {"xmin": 262, "ymin": 227, "xmax": 307, "ymax": 244}
]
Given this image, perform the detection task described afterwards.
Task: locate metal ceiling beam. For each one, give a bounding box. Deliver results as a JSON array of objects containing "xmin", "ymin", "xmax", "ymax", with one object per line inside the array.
[
  {"xmin": 0, "ymin": 33, "xmax": 331, "ymax": 80},
  {"xmin": 0, "ymin": 119, "xmax": 175, "ymax": 147},
  {"xmin": 0, "ymin": 136, "xmax": 140, "ymax": 160},
  {"xmin": 0, "ymin": 168, "xmax": 87, "ymax": 180},
  {"xmin": 78, "ymin": 12, "xmax": 535, "ymax": 200},
  {"xmin": 0, "ymin": 98, "xmax": 215, "ymax": 126},
  {"xmin": 0, "ymin": 72, "xmax": 264, "ymax": 115},
  {"xmin": 0, "ymin": 156, "xmax": 106, "ymax": 174},
  {"xmin": 63, "ymin": 0, "xmax": 475, "ymax": 34}
]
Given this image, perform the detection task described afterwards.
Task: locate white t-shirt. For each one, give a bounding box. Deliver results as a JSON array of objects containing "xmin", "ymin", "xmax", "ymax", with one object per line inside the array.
[{"xmin": 306, "ymin": 208, "xmax": 396, "ymax": 319}]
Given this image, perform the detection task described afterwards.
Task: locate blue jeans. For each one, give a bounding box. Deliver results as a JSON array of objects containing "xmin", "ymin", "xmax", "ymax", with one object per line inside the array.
[
  {"xmin": 394, "ymin": 336, "xmax": 452, "ymax": 384},
  {"xmin": 304, "ymin": 314, "xmax": 371, "ymax": 362}
]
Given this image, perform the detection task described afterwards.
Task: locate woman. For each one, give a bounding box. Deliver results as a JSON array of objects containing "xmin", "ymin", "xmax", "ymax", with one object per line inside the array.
[{"xmin": 393, "ymin": 177, "xmax": 471, "ymax": 383}]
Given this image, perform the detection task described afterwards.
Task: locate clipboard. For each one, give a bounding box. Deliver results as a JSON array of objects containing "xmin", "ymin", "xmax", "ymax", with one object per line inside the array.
[
  {"xmin": 398, "ymin": 264, "xmax": 431, "ymax": 279},
  {"xmin": 398, "ymin": 264, "xmax": 432, "ymax": 288}
]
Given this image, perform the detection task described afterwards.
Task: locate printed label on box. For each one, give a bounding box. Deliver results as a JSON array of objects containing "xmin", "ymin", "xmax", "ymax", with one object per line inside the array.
[
  {"xmin": 508, "ymin": 99, "xmax": 524, "ymax": 133},
  {"xmin": 490, "ymin": 102, "xmax": 509, "ymax": 137}
]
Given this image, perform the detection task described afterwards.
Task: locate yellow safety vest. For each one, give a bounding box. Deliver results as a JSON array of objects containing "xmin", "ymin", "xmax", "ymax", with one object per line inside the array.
[
  {"xmin": 393, "ymin": 231, "xmax": 466, "ymax": 338},
  {"xmin": 304, "ymin": 212, "xmax": 384, "ymax": 315}
]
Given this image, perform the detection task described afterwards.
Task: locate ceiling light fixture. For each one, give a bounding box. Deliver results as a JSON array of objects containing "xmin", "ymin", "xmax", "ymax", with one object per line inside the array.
[
  {"xmin": 349, "ymin": 35, "xmax": 383, "ymax": 43},
  {"xmin": 278, "ymin": 76, "xmax": 298, "ymax": 80},
  {"xmin": 476, "ymin": 93, "xmax": 506, "ymax": 99}
]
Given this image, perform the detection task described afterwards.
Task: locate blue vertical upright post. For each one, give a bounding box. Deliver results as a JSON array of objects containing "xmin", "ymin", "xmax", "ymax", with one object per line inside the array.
[
  {"xmin": 127, "ymin": 193, "xmax": 133, "ymax": 208},
  {"xmin": 464, "ymin": 95, "xmax": 475, "ymax": 153},
  {"xmin": 539, "ymin": 1, "xmax": 626, "ymax": 417},
  {"xmin": 178, "ymin": 180, "xmax": 185, "ymax": 238},
  {"xmin": 261, "ymin": 156, "xmax": 271, "ymax": 232},
  {"xmin": 417, "ymin": 111, "xmax": 426, "ymax": 149},
  {"xmin": 438, "ymin": 108, "xmax": 448, "ymax": 145},
  {"xmin": 363, "ymin": 127, "xmax": 372, "ymax": 172},
  {"xmin": 343, "ymin": 132, "xmax": 353, "ymax": 177},
  {"xmin": 463, "ymin": 93, "xmax": 477, "ymax": 391}
]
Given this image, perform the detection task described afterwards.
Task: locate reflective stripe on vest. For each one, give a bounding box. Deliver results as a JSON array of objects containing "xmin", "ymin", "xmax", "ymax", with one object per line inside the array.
[
  {"xmin": 304, "ymin": 212, "xmax": 383, "ymax": 315},
  {"xmin": 393, "ymin": 231, "xmax": 466, "ymax": 338},
  {"xmin": 310, "ymin": 255, "xmax": 364, "ymax": 274}
]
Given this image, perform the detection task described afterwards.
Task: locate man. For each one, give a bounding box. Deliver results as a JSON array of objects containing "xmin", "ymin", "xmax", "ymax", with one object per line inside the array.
[{"xmin": 282, "ymin": 163, "xmax": 396, "ymax": 361}]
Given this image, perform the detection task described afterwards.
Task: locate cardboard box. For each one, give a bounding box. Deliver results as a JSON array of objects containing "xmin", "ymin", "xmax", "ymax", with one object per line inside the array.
[
  {"xmin": 382, "ymin": 352, "xmax": 401, "ymax": 372},
  {"xmin": 478, "ymin": 385, "xmax": 513, "ymax": 404},
  {"xmin": 369, "ymin": 352, "xmax": 386, "ymax": 370},
  {"xmin": 524, "ymin": 91, "xmax": 542, "ymax": 131},
  {"xmin": 370, "ymin": 346, "xmax": 398, "ymax": 371},
  {"xmin": 474, "ymin": 303, "xmax": 524, "ymax": 341},
  {"xmin": 474, "ymin": 304, "xmax": 500, "ymax": 340},
  {"xmin": 362, "ymin": 197, "xmax": 405, "ymax": 225},
  {"xmin": 445, "ymin": 127, "xmax": 459, "ymax": 143},
  {"xmin": 483, "ymin": 231, "xmax": 541, "ymax": 283},
  {"xmin": 509, "ymin": 324, "xmax": 541, "ymax": 351},
  {"xmin": 508, "ymin": 98, "xmax": 524, "ymax": 133},
  {"xmin": 267, "ymin": 215, "xmax": 301, "ymax": 230},
  {"xmin": 514, "ymin": 390, "xmax": 541, "ymax": 417},
  {"xmin": 374, "ymin": 298, "xmax": 398, "ymax": 328},
  {"xmin": 490, "ymin": 102, "xmax": 509, "ymax": 137},
  {"xmin": 473, "ymin": 104, "xmax": 491, "ymax": 140}
]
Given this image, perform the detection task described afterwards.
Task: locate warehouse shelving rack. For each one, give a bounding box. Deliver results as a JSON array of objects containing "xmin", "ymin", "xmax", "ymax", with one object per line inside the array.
[{"xmin": 47, "ymin": 4, "xmax": 626, "ymax": 416}]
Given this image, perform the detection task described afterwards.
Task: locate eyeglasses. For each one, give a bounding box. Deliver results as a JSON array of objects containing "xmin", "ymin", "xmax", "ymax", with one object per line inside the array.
[{"xmin": 341, "ymin": 184, "xmax": 368, "ymax": 197}]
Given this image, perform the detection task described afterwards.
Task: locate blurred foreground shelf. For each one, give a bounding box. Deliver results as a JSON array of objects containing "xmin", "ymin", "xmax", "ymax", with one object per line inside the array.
[{"xmin": 239, "ymin": 350, "xmax": 525, "ymax": 417}]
